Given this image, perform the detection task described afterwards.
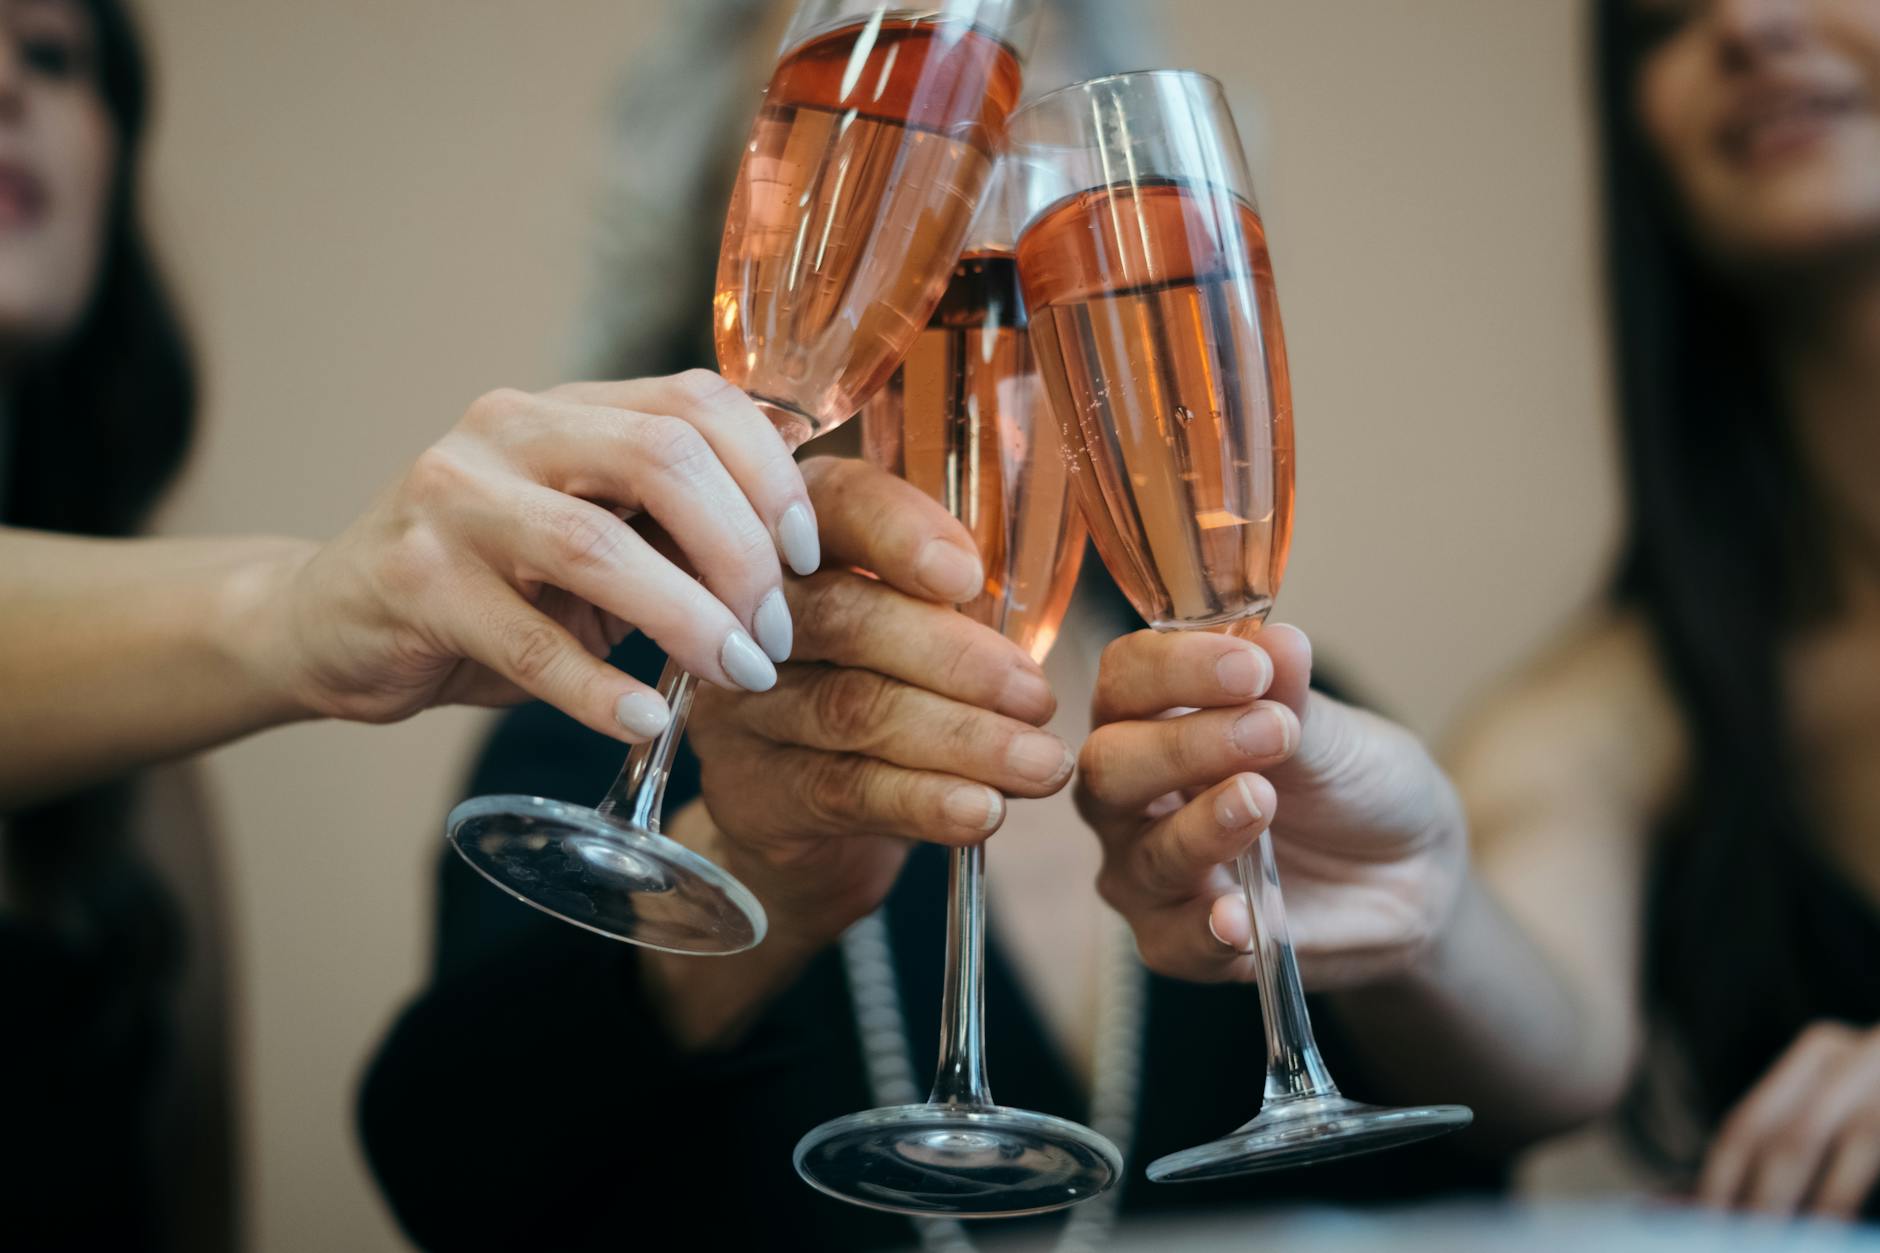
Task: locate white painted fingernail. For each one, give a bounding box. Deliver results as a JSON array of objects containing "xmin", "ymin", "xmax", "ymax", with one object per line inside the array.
[
  {"xmin": 753, "ymin": 587, "xmax": 793, "ymax": 663},
  {"xmin": 720, "ymin": 628, "xmax": 778, "ymax": 692},
  {"xmin": 615, "ymin": 691, "xmax": 672, "ymax": 739},
  {"xmin": 778, "ymin": 502, "xmax": 820, "ymax": 577}
]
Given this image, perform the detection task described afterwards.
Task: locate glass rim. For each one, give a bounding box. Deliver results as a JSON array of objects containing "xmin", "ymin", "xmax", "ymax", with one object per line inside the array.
[{"xmin": 1012, "ymin": 67, "xmax": 1227, "ymax": 119}]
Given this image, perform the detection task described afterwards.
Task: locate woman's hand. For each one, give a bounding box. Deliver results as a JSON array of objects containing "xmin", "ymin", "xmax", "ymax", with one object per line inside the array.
[
  {"xmin": 1696, "ymin": 1020, "xmax": 1880, "ymax": 1219},
  {"xmin": 272, "ymin": 371, "xmax": 821, "ymax": 742},
  {"xmin": 678, "ymin": 456, "xmax": 1073, "ymax": 950},
  {"xmin": 1076, "ymin": 626, "xmax": 1468, "ymax": 990}
]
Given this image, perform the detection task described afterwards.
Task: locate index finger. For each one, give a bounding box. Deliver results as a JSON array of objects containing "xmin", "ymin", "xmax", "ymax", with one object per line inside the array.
[
  {"xmin": 553, "ymin": 371, "xmax": 822, "ymax": 577},
  {"xmin": 800, "ymin": 456, "xmax": 985, "ymax": 604},
  {"xmin": 1092, "ymin": 629, "xmax": 1276, "ymax": 725}
]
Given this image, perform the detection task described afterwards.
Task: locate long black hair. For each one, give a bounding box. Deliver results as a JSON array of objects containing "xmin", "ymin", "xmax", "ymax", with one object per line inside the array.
[
  {"xmin": 2, "ymin": 0, "xmax": 194, "ymax": 536},
  {"xmin": 2, "ymin": 0, "xmax": 193, "ymax": 972},
  {"xmin": 1594, "ymin": 0, "xmax": 1866, "ymax": 1155}
]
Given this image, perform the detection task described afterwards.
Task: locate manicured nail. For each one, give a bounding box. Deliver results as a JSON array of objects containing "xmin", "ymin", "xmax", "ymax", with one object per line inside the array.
[
  {"xmin": 720, "ymin": 628, "xmax": 777, "ymax": 692},
  {"xmin": 1215, "ymin": 645, "xmax": 1270, "ymax": 699},
  {"xmin": 1007, "ymin": 731, "xmax": 1073, "ymax": 786},
  {"xmin": 945, "ymin": 784, "xmax": 1003, "ymax": 833},
  {"xmin": 753, "ymin": 587, "xmax": 793, "ymax": 663},
  {"xmin": 1214, "ymin": 775, "xmax": 1263, "ymax": 830},
  {"xmin": 778, "ymin": 502, "xmax": 820, "ymax": 577},
  {"xmin": 1232, "ymin": 705, "xmax": 1292, "ymax": 757},
  {"xmin": 615, "ymin": 691, "xmax": 672, "ymax": 739},
  {"xmin": 915, "ymin": 539, "xmax": 984, "ymax": 602}
]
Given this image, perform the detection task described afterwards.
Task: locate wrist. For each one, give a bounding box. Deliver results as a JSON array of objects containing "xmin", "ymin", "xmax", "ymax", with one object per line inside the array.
[{"xmin": 216, "ymin": 537, "xmax": 322, "ymax": 726}]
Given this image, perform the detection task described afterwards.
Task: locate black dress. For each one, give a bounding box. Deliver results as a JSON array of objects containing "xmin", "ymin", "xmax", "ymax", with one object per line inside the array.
[{"xmin": 359, "ymin": 630, "xmax": 1504, "ymax": 1252}]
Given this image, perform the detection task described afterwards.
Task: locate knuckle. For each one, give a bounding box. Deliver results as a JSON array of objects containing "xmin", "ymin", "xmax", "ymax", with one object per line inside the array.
[
  {"xmin": 633, "ymin": 413, "xmax": 715, "ymax": 477},
  {"xmin": 501, "ymin": 617, "xmax": 565, "ymax": 685},
  {"xmin": 666, "ymin": 367, "xmax": 736, "ymax": 409},
  {"xmin": 795, "ymin": 573, "xmax": 865, "ymax": 651},
  {"xmin": 934, "ymin": 629, "xmax": 982, "ymax": 693},
  {"xmin": 464, "ymin": 387, "xmax": 530, "ymax": 432},
  {"xmin": 377, "ymin": 520, "xmax": 452, "ymax": 599},
  {"xmin": 800, "ymin": 756, "xmax": 869, "ymax": 828},
  {"xmin": 810, "ymin": 667, "xmax": 894, "ymax": 746},
  {"xmin": 546, "ymin": 506, "xmax": 627, "ymax": 574},
  {"xmin": 1164, "ymin": 718, "xmax": 1205, "ymax": 780},
  {"xmin": 404, "ymin": 442, "xmax": 477, "ymax": 507}
]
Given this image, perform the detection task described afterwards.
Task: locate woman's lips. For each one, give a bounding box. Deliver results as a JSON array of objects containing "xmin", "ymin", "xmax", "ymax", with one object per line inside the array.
[
  {"xmin": 1718, "ymin": 81, "xmax": 1868, "ymax": 168},
  {"xmin": 0, "ymin": 161, "xmax": 49, "ymax": 229}
]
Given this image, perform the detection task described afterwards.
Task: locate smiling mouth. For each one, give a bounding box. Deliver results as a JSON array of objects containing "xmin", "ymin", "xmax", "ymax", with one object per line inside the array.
[{"xmin": 1719, "ymin": 85, "xmax": 1868, "ymax": 166}]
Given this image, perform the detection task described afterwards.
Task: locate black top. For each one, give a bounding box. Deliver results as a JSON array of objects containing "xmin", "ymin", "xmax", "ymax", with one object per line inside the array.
[
  {"xmin": 1, "ymin": 784, "xmax": 181, "ymax": 1250},
  {"xmin": 359, "ymin": 631, "xmax": 1503, "ymax": 1252}
]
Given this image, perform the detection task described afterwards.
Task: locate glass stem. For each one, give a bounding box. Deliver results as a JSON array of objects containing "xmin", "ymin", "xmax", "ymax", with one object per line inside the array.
[
  {"xmin": 1237, "ymin": 829, "xmax": 1339, "ymax": 1108},
  {"xmin": 928, "ymin": 843, "xmax": 993, "ymax": 1109},
  {"xmin": 596, "ymin": 658, "xmax": 697, "ymax": 835}
]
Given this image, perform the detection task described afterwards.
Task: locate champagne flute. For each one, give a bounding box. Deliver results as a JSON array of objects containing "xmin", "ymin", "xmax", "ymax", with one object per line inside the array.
[
  {"xmin": 447, "ymin": 0, "xmax": 1040, "ymax": 958},
  {"xmin": 792, "ymin": 180, "xmax": 1119, "ymax": 1218},
  {"xmin": 1008, "ymin": 70, "xmax": 1473, "ymax": 1181}
]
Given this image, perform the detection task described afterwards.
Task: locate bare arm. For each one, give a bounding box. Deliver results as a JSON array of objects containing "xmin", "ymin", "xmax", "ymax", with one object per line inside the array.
[
  {"xmin": 0, "ymin": 372, "xmax": 823, "ymax": 813},
  {"xmin": 0, "ymin": 529, "xmax": 315, "ymax": 809},
  {"xmin": 1329, "ymin": 615, "xmax": 1680, "ymax": 1147}
]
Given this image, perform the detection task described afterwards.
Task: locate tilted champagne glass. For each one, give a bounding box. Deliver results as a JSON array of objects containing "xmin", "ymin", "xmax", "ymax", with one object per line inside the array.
[
  {"xmin": 1007, "ymin": 70, "xmax": 1473, "ymax": 1180},
  {"xmin": 793, "ymin": 177, "xmax": 1120, "ymax": 1218},
  {"xmin": 447, "ymin": 0, "xmax": 1040, "ymax": 957}
]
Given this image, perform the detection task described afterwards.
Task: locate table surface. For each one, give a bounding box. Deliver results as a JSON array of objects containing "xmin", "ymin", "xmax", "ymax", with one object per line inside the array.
[{"xmin": 975, "ymin": 1201, "xmax": 1879, "ymax": 1252}]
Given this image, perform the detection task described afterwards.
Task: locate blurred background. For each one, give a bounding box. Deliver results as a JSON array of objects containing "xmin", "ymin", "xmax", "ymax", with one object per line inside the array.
[{"xmin": 144, "ymin": 0, "xmax": 1603, "ymax": 1248}]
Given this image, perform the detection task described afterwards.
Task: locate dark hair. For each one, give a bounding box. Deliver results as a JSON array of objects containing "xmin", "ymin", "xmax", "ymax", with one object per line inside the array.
[
  {"xmin": 2, "ymin": 0, "xmax": 195, "ymax": 536},
  {"xmin": 1594, "ymin": 0, "xmax": 1853, "ymax": 1154},
  {"xmin": 2, "ymin": 0, "xmax": 192, "ymax": 967}
]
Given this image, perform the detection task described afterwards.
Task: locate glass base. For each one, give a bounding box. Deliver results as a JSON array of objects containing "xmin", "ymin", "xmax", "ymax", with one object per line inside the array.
[
  {"xmin": 793, "ymin": 1103, "xmax": 1123, "ymax": 1219},
  {"xmin": 1146, "ymin": 1095, "xmax": 1473, "ymax": 1183},
  {"xmin": 446, "ymin": 794, "xmax": 767, "ymax": 955},
  {"xmin": 748, "ymin": 394, "xmax": 820, "ymax": 449}
]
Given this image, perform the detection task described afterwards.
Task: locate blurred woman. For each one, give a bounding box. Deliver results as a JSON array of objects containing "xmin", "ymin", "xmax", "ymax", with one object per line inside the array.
[
  {"xmin": 1, "ymin": 1, "xmax": 819, "ymax": 1247},
  {"xmin": 1098, "ymin": 0, "xmax": 1880, "ymax": 1219},
  {"xmin": 1457, "ymin": 0, "xmax": 1880, "ymax": 1214}
]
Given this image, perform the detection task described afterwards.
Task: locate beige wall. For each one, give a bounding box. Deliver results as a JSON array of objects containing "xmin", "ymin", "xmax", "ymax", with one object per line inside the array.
[{"xmin": 143, "ymin": 2, "xmax": 1606, "ymax": 1249}]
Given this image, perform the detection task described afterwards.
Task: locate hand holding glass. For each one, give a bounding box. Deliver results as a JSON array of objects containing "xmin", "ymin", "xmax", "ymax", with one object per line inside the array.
[
  {"xmin": 1008, "ymin": 70, "xmax": 1472, "ymax": 1180},
  {"xmin": 447, "ymin": 0, "xmax": 1038, "ymax": 956}
]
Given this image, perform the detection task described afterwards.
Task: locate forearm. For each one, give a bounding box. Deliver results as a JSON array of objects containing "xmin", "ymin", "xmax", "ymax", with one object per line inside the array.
[
  {"xmin": 1326, "ymin": 875, "xmax": 1637, "ymax": 1150},
  {"xmin": 0, "ymin": 528, "xmax": 317, "ymax": 808}
]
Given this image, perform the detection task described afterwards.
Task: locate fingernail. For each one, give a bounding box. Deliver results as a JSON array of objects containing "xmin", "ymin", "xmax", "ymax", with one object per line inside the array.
[
  {"xmin": 1208, "ymin": 912, "xmax": 1233, "ymax": 949},
  {"xmin": 1214, "ymin": 775, "xmax": 1263, "ymax": 829},
  {"xmin": 1232, "ymin": 705, "xmax": 1292, "ymax": 757},
  {"xmin": 945, "ymin": 784, "xmax": 1003, "ymax": 834},
  {"xmin": 720, "ymin": 628, "xmax": 778, "ymax": 692},
  {"xmin": 615, "ymin": 691, "xmax": 672, "ymax": 739},
  {"xmin": 1007, "ymin": 731, "xmax": 1073, "ymax": 786},
  {"xmin": 1215, "ymin": 646, "xmax": 1270, "ymax": 699},
  {"xmin": 1000, "ymin": 665, "xmax": 1053, "ymax": 716},
  {"xmin": 916, "ymin": 539, "xmax": 984, "ymax": 602},
  {"xmin": 753, "ymin": 587, "xmax": 793, "ymax": 663},
  {"xmin": 778, "ymin": 502, "xmax": 820, "ymax": 577}
]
